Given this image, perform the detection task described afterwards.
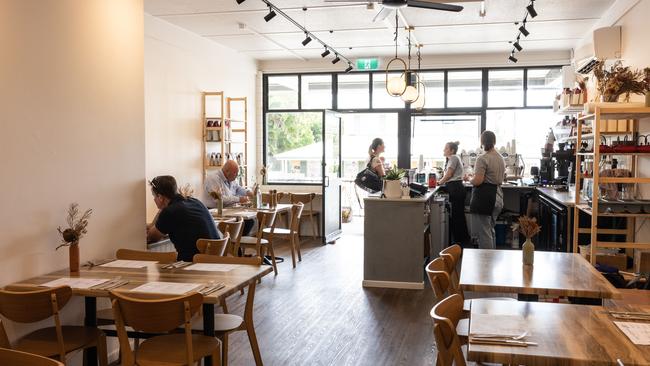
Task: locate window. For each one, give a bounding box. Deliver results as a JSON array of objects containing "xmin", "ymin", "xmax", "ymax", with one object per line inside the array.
[
  {"xmin": 301, "ymin": 75, "xmax": 332, "ymax": 109},
  {"xmin": 337, "ymin": 74, "xmax": 369, "ymax": 109},
  {"xmin": 488, "ymin": 69, "xmax": 523, "ymax": 107},
  {"xmin": 411, "ymin": 115, "xmax": 481, "ymax": 171},
  {"xmin": 447, "ymin": 71, "xmax": 482, "ymax": 108},
  {"xmin": 265, "ymin": 112, "xmax": 323, "ymax": 183},
  {"xmin": 268, "ymin": 76, "xmax": 298, "ymax": 110},
  {"xmin": 486, "ymin": 109, "xmax": 556, "ymax": 174},
  {"xmin": 527, "ymin": 68, "xmax": 562, "ymax": 106},
  {"xmin": 419, "ymin": 72, "xmax": 444, "ymax": 109},
  {"xmin": 372, "ymin": 73, "xmax": 405, "ymax": 109}
]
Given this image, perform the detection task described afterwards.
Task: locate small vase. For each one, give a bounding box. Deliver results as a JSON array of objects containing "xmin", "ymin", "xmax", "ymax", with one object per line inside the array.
[
  {"xmin": 69, "ymin": 242, "xmax": 80, "ymax": 275},
  {"xmin": 217, "ymin": 199, "xmax": 223, "ymax": 216},
  {"xmin": 522, "ymin": 238, "xmax": 534, "ymax": 265},
  {"xmin": 646, "ymin": 92, "xmax": 650, "ymax": 107}
]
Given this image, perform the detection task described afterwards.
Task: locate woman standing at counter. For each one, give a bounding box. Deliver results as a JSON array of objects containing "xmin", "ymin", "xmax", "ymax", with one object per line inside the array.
[
  {"xmin": 368, "ymin": 138, "xmax": 386, "ymax": 177},
  {"xmin": 439, "ymin": 141, "xmax": 470, "ymax": 247},
  {"xmin": 468, "ymin": 131, "xmax": 505, "ymax": 249}
]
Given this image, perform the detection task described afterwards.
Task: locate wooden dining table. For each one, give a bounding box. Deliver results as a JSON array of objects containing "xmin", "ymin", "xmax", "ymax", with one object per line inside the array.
[
  {"xmin": 210, "ymin": 203, "xmax": 293, "ymax": 220},
  {"xmin": 459, "ymin": 249, "xmax": 619, "ymax": 304},
  {"xmin": 467, "ymin": 298, "xmax": 650, "ymax": 365},
  {"xmin": 5, "ymin": 260, "xmax": 272, "ymax": 366}
]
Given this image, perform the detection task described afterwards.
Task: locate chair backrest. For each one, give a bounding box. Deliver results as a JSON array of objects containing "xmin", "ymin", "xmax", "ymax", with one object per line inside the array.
[
  {"xmin": 430, "ymin": 294, "xmax": 466, "ymax": 366},
  {"xmin": 116, "ymin": 248, "xmax": 177, "ymax": 264},
  {"xmin": 218, "ymin": 217, "xmax": 244, "ymax": 255},
  {"xmin": 110, "ymin": 290, "xmax": 203, "ymax": 366},
  {"xmin": 0, "ymin": 348, "xmax": 64, "ymax": 366},
  {"xmin": 425, "ymin": 257, "xmax": 452, "ymax": 303},
  {"xmin": 262, "ymin": 191, "xmax": 284, "ymax": 207},
  {"xmin": 440, "ymin": 244, "xmax": 462, "ymax": 291},
  {"xmin": 196, "ymin": 233, "xmax": 230, "ymax": 256},
  {"xmin": 0, "ymin": 286, "xmax": 72, "ymax": 361},
  {"xmin": 289, "ymin": 202, "xmax": 305, "ymax": 233},
  {"xmin": 289, "ymin": 193, "xmax": 316, "ymax": 212},
  {"xmin": 194, "ymin": 254, "xmax": 263, "ymax": 265}
]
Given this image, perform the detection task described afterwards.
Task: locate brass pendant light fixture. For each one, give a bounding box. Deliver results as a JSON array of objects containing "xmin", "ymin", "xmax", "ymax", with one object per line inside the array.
[
  {"xmin": 412, "ymin": 44, "xmax": 426, "ymax": 110},
  {"xmin": 385, "ymin": 12, "xmax": 407, "ymax": 97},
  {"xmin": 401, "ymin": 27, "xmax": 420, "ymax": 104}
]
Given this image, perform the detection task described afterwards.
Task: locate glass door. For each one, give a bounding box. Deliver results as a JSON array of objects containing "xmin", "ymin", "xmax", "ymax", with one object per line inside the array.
[{"xmin": 322, "ymin": 110, "xmax": 342, "ymax": 243}]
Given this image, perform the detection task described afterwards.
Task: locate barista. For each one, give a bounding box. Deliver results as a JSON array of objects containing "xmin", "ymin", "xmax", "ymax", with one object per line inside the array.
[
  {"xmin": 467, "ymin": 131, "xmax": 505, "ymax": 249},
  {"xmin": 439, "ymin": 141, "xmax": 470, "ymax": 247}
]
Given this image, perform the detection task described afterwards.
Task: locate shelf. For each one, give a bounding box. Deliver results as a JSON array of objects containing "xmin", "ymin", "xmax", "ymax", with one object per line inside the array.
[
  {"xmin": 225, "ymin": 118, "xmax": 245, "ymax": 123},
  {"xmin": 205, "ymin": 127, "xmax": 222, "ymax": 131},
  {"xmin": 205, "ymin": 165, "xmax": 223, "ymax": 169},
  {"xmin": 599, "ymin": 177, "xmax": 650, "ymax": 184},
  {"xmin": 557, "ymin": 104, "xmax": 585, "ymax": 114},
  {"xmin": 204, "ymin": 117, "xmax": 222, "ymax": 120},
  {"xmin": 232, "ymin": 128, "xmax": 246, "ymax": 132},
  {"xmin": 594, "ymin": 241, "xmax": 650, "ymax": 249},
  {"xmin": 579, "ymin": 107, "xmax": 650, "ymax": 121},
  {"xmin": 577, "ymin": 152, "xmax": 650, "ymax": 156},
  {"xmin": 576, "ymin": 204, "xmax": 650, "ymax": 217},
  {"xmin": 224, "ymin": 141, "xmax": 247, "ymax": 144}
]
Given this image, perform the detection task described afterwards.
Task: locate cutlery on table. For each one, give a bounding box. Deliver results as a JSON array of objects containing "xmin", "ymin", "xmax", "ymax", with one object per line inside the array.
[
  {"xmin": 197, "ymin": 282, "xmax": 225, "ymax": 296},
  {"xmin": 469, "ymin": 338, "xmax": 537, "ymax": 347},
  {"xmin": 470, "ymin": 331, "xmax": 528, "ymax": 340}
]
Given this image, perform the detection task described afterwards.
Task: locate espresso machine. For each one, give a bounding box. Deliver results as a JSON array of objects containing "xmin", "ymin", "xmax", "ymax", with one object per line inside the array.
[{"xmin": 552, "ymin": 143, "xmax": 575, "ymax": 185}]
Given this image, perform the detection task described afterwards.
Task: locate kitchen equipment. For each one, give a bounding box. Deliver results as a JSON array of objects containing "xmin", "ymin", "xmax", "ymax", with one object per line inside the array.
[
  {"xmin": 638, "ymin": 134, "xmax": 650, "ymax": 153},
  {"xmin": 612, "ymin": 135, "xmax": 636, "ymax": 153}
]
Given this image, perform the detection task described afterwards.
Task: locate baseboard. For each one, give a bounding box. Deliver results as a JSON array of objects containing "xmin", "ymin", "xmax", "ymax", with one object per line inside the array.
[{"xmin": 362, "ymin": 280, "xmax": 424, "ymax": 290}]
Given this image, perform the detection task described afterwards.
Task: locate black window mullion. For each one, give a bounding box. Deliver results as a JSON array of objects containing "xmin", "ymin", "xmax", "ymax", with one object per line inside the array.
[
  {"xmin": 369, "ymin": 72, "xmax": 374, "ymax": 109},
  {"xmin": 523, "ymin": 68, "xmax": 528, "ymax": 108},
  {"xmin": 443, "ymin": 70, "xmax": 448, "ymax": 109},
  {"xmin": 297, "ymin": 74, "xmax": 302, "ymax": 110}
]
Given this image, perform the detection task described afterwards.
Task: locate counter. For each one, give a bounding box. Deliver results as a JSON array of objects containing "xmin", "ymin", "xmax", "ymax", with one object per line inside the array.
[
  {"xmin": 362, "ymin": 190, "xmax": 439, "ymax": 290},
  {"xmin": 536, "ymin": 187, "xmax": 576, "ymax": 207}
]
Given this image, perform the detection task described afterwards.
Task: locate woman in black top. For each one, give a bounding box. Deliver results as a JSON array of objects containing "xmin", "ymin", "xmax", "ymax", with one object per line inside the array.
[{"xmin": 439, "ymin": 141, "xmax": 470, "ymax": 247}]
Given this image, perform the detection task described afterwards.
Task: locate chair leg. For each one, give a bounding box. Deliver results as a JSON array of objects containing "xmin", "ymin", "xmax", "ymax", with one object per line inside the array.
[
  {"xmin": 295, "ymin": 232, "xmax": 302, "ymax": 262},
  {"xmin": 211, "ymin": 347, "xmax": 222, "ymax": 366},
  {"xmin": 289, "ymin": 234, "xmax": 297, "ymax": 268},
  {"xmin": 220, "ymin": 298, "xmax": 229, "ymax": 314},
  {"xmin": 217, "ymin": 333, "xmax": 229, "ymax": 366},
  {"xmin": 310, "ymin": 214, "xmax": 317, "ymax": 239},
  {"xmin": 268, "ymin": 244, "xmax": 278, "ymax": 275},
  {"xmin": 96, "ymin": 333, "xmax": 108, "ymax": 366},
  {"xmin": 245, "ymin": 321, "xmax": 263, "ymax": 366}
]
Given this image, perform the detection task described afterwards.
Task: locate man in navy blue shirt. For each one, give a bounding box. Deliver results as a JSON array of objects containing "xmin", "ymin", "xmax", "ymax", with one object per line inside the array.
[{"xmin": 146, "ymin": 175, "xmax": 221, "ymax": 262}]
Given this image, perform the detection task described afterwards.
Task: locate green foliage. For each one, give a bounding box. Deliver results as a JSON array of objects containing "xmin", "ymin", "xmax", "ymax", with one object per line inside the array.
[
  {"xmin": 267, "ymin": 113, "xmax": 322, "ymax": 156},
  {"xmin": 384, "ymin": 166, "xmax": 405, "ymax": 180}
]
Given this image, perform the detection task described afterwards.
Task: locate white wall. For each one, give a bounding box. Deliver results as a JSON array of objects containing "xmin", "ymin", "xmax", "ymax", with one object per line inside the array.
[
  {"xmin": 144, "ymin": 14, "xmax": 258, "ymax": 220},
  {"xmin": 0, "ymin": 0, "xmax": 144, "ymax": 360}
]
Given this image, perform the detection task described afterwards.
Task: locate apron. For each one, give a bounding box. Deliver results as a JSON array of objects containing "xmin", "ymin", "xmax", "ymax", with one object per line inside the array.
[{"xmin": 469, "ymin": 182, "xmax": 497, "ymax": 215}]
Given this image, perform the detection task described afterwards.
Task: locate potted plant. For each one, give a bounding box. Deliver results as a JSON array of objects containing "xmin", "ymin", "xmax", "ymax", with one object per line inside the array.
[
  {"xmin": 383, "ymin": 166, "xmax": 405, "ymax": 199},
  {"xmin": 56, "ymin": 203, "xmax": 92, "ymax": 274}
]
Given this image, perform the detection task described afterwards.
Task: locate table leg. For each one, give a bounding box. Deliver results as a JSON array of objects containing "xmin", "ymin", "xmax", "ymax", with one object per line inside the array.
[
  {"xmin": 517, "ymin": 294, "xmax": 539, "ymax": 302},
  {"xmin": 84, "ymin": 297, "xmax": 98, "ymax": 366},
  {"xmin": 568, "ymin": 296, "xmax": 602, "ymax": 305},
  {"xmin": 203, "ymin": 303, "xmax": 215, "ymax": 366}
]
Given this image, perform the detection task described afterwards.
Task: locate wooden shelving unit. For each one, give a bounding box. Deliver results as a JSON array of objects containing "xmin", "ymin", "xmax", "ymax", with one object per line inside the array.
[
  {"xmin": 202, "ymin": 92, "xmax": 249, "ymax": 186},
  {"xmin": 572, "ymin": 106, "xmax": 650, "ymax": 265}
]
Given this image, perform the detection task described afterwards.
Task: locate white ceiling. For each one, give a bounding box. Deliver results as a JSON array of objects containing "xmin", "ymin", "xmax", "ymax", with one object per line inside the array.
[{"xmin": 145, "ymin": 0, "xmax": 616, "ymax": 61}]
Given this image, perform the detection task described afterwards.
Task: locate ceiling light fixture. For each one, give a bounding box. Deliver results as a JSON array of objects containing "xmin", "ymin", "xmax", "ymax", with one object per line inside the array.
[
  {"xmin": 236, "ymin": 0, "xmax": 246, "ymax": 4},
  {"xmin": 509, "ymin": 53, "xmax": 518, "ymax": 63},
  {"xmin": 526, "ymin": 0, "xmax": 537, "ymax": 18},
  {"xmin": 264, "ymin": 6, "xmax": 276, "ymax": 22},
  {"xmin": 321, "ymin": 48, "xmax": 330, "ymax": 58},
  {"xmin": 412, "ymin": 45, "xmax": 426, "ymax": 110},
  {"xmin": 345, "ymin": 63, "xmax": 353, "ymax": 73},
  {"xmin": 385, "ymin": 12, "xmax": 407, "ymax": 97},
  {"xmin": 332, "ymin": 55, "xmax": 341, "ymax": 64},
  {"xmin": 479, "ymin": 0, "xmax": 486, "ymax": 17},
  {"xmin": 513, "ymin": 39, "xmax": 523, "ymax": 52},
  {"xmin": 519, "ymin": 20, "xmax": 530, "ymax": 37},
  {"xmin": 401, "ymin": 27, "xmax": 420, "ymax": 104},
  {"xmin": 302, "ymin": 33, "xmax": 312, "ymax": 46}
]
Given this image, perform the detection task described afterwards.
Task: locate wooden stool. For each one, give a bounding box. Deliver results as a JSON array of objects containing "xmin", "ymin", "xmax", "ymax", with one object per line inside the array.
[{"xmin": 290, "ymin": 193, "xmax": 320, "ymax": 239}]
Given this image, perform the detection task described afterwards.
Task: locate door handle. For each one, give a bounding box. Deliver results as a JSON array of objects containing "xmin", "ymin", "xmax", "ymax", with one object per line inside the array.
[{"xmin": 324, "ymin": 176, "xmax": 329, "ymax": 187}]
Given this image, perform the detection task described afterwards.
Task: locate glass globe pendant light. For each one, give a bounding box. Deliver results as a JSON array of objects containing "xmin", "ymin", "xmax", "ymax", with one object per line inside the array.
[
  {"xmin": 401, "ymin": 27, "xmax": 420, "ymax": 104},
  {"xmin": 412, "ymin": 45, "xmax": 426, "ymax": 110},
  {"xmin": 385, "ymin": 12, "xmax": 407, "ymax": 97}
]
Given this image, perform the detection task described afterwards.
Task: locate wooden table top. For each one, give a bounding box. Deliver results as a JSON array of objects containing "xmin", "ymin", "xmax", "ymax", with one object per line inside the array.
[
  {"xmin": 468, "ymin": 299, "xmax": 650, "ymax": 365},
  {"xmin": 459, "ymin": 249, "xmax": 619, "ymax": 299},
  {"xmin": 5, "ymin": 261, "xmax": 272, "ymax": 304},
  {"xmin": 210, "ymin": 203, "xmax": 292, "ymax": 220}
]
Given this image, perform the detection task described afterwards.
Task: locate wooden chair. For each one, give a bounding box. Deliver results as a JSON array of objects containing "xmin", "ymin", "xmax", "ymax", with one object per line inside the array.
[
  {"xmin": 109, "ymin": 291, "xmax": 221, "ymax": 366},
  {"xmin": 289, "ymin": 193, "xmax": 320, "ymax": 239},
  {"xmin": 263, "ymin": 203, "xmax": 304, "ymax": 268},
  {"xmin": 197, "ymin": 233, "xmax": 231, "ymax": 256},
  {"xmin": 0, "ymin": 348, "xmax": 64, "ymax": 366},
  {"xmin": 114, "ymin": 248, "xmax": 177, "ymax": 264},
  {"xmin": 239, "ymin": 210, "xmax": 278, "ymax": 275},
  {"xmin": 0, "ymin": 286, "xmax": 108, "ymax": 366},
  {"xmin": 431, "ymin": 294, "xmax": 467, "ymax": 366},
  {"xmin": 218, "ymin": 217, "xmax": 244, "ymax": 256},
  {"xmin": 192, "ymin": 254, "xmax": 264, "ymax": 366},
  {"xmin": 425, "ymin": 257, "xmax": 469, "ymax": 342},
  {"xmin": 261, "ymin": 191, "xmax": 283, "ymax": 207}
]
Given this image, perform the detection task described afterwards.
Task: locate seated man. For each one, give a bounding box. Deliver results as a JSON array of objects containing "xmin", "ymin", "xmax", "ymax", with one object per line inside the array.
[
  {"xmin": 147, "ymin": 175, "xmax": 221, "ymax": 262},
  {"xmin": 205, "ymin": 160, "xmax": 256, "ymax": 235}
]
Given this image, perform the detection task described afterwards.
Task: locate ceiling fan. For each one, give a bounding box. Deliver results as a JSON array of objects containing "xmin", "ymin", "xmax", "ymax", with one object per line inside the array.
[{"xmin": 324, "ymin": 0, "xmax": 464, "ymax": 13}]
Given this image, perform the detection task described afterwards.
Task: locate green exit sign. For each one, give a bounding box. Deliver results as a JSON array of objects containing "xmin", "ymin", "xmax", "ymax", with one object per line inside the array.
[{"xmin": 356, "ymin": 58, "xmax": 379, "ymax": 70}]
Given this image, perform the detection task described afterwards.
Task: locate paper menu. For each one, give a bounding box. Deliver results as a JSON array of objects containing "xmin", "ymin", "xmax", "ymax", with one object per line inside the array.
[
  {"xmin": 100, "ymin": 260, "xmax": 156, "ymax": 268},
  {"xmin": 614, "ymin": 321, "xmax": 650, "ymax": 345},
  {"xmin": 129, "ymin": 281, "xmax": 202, "ymax": 295},
  {"xmin": 41, "ymin": 278, "xmax": 111, "ymax": 289},
  {"xmin": 470, "ymin": 314, "xmax": 527, "ymax": 338},
  {"xmin": 183, "ymin": 263, "xmax": 238, "ymax": 272}
]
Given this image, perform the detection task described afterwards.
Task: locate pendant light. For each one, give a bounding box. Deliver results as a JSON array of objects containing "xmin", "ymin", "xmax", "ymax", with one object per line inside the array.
[
  {"xmin": 401, "ymin": 27, "xmax": 420, "ymax": 104},
  {"xmin": 385, "ymin": 12, "xmax": 407, "ymax": 97},
  {"xmin": 412, "ymin": 45, "xmax": 426, "ymax": 110}
]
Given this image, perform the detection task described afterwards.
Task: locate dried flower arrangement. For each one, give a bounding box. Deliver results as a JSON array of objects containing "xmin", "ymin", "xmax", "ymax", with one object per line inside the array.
[
  {"xmin": 179, "ymin": 183, "xmax": 194, "ymax": 198},
  {"xmin": 56, "ymin": 203, "xmax": 92, "ymax": 250},
  {"xmin": 593, "ymin": 60, "xmax": 647, "ymax": 102},
  {"xmin": 260, "ymin": 165, "xmax": 267, "ymax": 185},
  {"xmin": 517, "ymin": 216, "xmax": 540, "ymax": 239},
  {"xmin": 209, "ymin": 187, "xmax": 223, "ymax": 201}
]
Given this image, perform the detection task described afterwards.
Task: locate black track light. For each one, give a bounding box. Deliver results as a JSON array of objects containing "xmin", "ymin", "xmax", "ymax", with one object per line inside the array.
[
  {"xmin": 513, "ymin": 41, "xmax": 523, "ymax": 52},
  {"xmin": 264, "ymin": 7, "xmax": 276, "ymax": 22},
  {"xmin": 321, "ymin": 48, "xmax": 330, "ymax": 58},
  {"xmin": 332, "ymin": 55, "xmax": 341, "ymax": 64},
  {"xmin": 519, "ymin": 22, "xmax": 529, "ymax": 37},
  {"xmin": 345, "ymin": 64, "xmax": 353, "ymax": 73},
  {"xmin": 302, "ymin": 33, "xmax": 312, "ymax": 46},
  {"xmin": 509, "ymin": 54, "xmax": 518, "ymax": 63},
  {"xmin": 526, "ymin": 1, "xmax": 537, "ymax": 18},
  {"xmin": 236, "ymin": 0, "xmax": 246, "ymax": 4}
]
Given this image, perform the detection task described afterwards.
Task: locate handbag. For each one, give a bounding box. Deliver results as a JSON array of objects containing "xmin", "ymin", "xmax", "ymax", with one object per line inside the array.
[{"xmin": 355, "ymin": 163, "xmax": 382, "ymax": 193}]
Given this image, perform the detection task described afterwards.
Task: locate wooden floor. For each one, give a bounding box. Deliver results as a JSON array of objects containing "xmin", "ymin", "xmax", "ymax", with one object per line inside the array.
[{"xmin": 224, "ymin": 221, "xmax": 438, "ymax": 366}]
